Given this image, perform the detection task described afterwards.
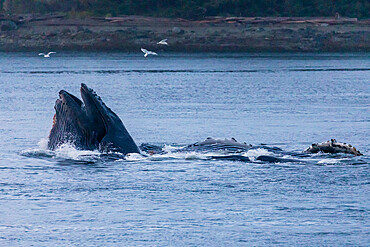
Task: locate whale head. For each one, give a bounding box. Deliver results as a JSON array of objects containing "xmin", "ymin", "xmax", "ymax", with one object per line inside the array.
[{"xmin": 48, "ymin": 84, "xmax": 139, "ymax": 155}]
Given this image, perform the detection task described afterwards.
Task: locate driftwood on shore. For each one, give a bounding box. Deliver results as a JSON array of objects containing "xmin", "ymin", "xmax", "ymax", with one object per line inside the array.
[
  {"xmin": 1, "ymin": 14, "xmax": 367, "ymax": 26},
  {"xmin": 97, "ymin": 16, "xmax": 360, "ymax": 25},
  {"xmin": 196, "ymin": 16, "xmax": 359, "ymax": 25},
  {"xmin": 0, "ymin": 13, "xmax": 66, "ymax": 24}
]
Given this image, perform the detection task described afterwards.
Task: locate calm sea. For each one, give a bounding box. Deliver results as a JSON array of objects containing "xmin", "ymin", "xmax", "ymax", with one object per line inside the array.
[{"xmin": 0, "ymin": 52, "xmax": 369, "ymax": 246}]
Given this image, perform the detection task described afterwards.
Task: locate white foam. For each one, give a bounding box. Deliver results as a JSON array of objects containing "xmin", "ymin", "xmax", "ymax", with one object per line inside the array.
[
  {"xmin": 20, "ymin": 148, "xmax": 54, "ymax": 157},
  {"xmin": 317, "ymin": 158, "xmax": 343, "ymax": 165},
  {"xmin": 148, "ymin": 150, "xmax": 210, "ymax": 161},
  {"xmin": 125, "ymin": 153, "xmax": 146, "ymax": 161},
  {"xmin": 23, "ymin": 139, "xmax": 274, "ymax": 163},
  {"xmin": 53, "ymin": 143, "xmax": 100, "ymax": 160},
  {"xmin": 162, "ymin": 144, "xmax": 184, "ymax": 152},
  {"xmin": 38, "ymin": 137, "xmax": 49, "ymax": 150},
  {"xmin": 20, "ymin": 138, "xmax": 54, "ymax": 157},
  {"xmin": 245, "ymin": 148, "xmax": 272, "ymax": 161},
  {"xmin": 185, "ymin": 151, "xmax": 208, "ymax": 160}
]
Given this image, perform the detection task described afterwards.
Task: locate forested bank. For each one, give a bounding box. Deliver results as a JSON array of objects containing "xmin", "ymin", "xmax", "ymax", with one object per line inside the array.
[{"xmin": 1, "ymin": 0, "xmax": 369, "ymax": 19}]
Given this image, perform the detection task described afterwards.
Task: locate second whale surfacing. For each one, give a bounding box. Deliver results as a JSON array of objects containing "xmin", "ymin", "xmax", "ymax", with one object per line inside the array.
[
  {"xmin": 48, "ymin": 83, "xmax": 140, "ymax": 155},
  {"xmin": 185, "ymin": 137, "xmax": 252, "ymax": 152}
]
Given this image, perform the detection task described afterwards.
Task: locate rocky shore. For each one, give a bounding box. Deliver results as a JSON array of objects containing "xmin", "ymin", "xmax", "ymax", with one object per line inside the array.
[{"xmin": 0, "ymin": 14, "xmax": 369, "ymax": 52}]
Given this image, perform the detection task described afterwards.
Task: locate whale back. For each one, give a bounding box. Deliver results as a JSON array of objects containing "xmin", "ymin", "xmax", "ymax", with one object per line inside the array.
[{"xmin": 186, "ymin": 137, "xmax": 252, "ymax": 153}]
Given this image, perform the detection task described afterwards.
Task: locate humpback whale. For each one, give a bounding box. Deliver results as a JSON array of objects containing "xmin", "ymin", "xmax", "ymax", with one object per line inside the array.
[
  {"xmin": 48, "ymin": 84, "xmax": 140, "ymax": 155},
  {"xmin": 305, "ymin": 139, "xmax": 362, "ymax": 156},
  {"xmin": 185, "ymin": 137, "xmax": 252, "ymax": 152}
]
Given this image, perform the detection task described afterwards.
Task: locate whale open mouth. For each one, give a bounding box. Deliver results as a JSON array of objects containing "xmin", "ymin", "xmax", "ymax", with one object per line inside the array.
[
  {"xmin": 52, "ymin": 90, "xmax": 83, "ymax": 125},
  {"xmin": 52, "ymin": 89, "xmax": 88, "ymax": 130},
  {"xmin": 48, "ymin": 84, "xmax": 139, "ymax": 154},
  {"xmin": 50, "ymin": 84, "xmax": 109, "ymax": 150},
  {"xmin": 48, "ymin": 88, "xmax": 92, "ymax": 150}
]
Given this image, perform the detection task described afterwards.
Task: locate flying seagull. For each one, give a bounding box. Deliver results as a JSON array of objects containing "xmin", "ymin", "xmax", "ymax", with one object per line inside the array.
[
  {"xmin": 141, "ymin": 48, "xmax": 158, "ymax": 57},
  {"xmin": 157, "ymin": 39, "xmax": 168, "ymax": 45},
  {"xmin": 38, "ymin": 52, "xmax": 56, "ymax": 58}
]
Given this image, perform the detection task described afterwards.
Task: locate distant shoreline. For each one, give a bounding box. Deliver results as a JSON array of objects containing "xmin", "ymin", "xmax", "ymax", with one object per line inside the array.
[{"xmin": 0, "ymin": 15, "xmax": 369, "ymax": 52}]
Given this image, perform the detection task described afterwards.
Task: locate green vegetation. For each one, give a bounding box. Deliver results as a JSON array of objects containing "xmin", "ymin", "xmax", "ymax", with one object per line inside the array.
[{"xmin": 1, "ymin": 0, "xmax": 369, "ymax": 19}]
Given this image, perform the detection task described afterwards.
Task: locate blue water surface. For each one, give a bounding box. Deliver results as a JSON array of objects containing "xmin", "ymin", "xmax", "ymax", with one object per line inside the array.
[{"xmin": 0, "ymin": 52, "xmax": 369, "ymax": 246}]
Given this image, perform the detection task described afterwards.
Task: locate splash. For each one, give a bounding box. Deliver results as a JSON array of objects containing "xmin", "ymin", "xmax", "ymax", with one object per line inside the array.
[
  {"xmin": 162, "ymin": 144, "xmax": 184, "ymax": 152},
  {"xmin": 23, "ymin": 139, "xmax": 362, "ymax": 165},
  {"xmin": 245, "ymin": 148, "xmax": 273, "ymax": 161},
  {"xmin": 38, "ymin": 138, "xmax": 49, "ymax": 150},
  {"xmin": 317, "ymin": 158, "xmax": 344, "ymax": 165},
  {"xmin": 125, "ymin": 153, "xmax": 146, "ymax": 161},
  {"xmin": 20, "ymin": 138, "xmax": 54, "ymax": 158},
  {"xmin": 53, "ymin": 143, "xmax": 101, "ymax": 160},
  {"xmin": 21, "ymin": 138, "xmax": 101, "ymax": 162},
  {"xmin": 148, "ymin": 150, "xmax": 210, "ymax": 161}
]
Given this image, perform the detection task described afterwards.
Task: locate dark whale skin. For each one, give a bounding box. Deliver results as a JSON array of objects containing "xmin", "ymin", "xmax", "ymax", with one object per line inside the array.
[{"xmin": 48, "ymin": 84, "xmax": 139, "ymax": 155}]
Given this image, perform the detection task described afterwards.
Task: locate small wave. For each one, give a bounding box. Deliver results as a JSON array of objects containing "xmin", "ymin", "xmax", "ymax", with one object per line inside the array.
[
  {"xmin": 53, "ymin": 143, "xmax": 101, "ymax": 160},
  {"xmin": 124, "ymin": 153, "xmax": 146, "ymax": 161},
  {"xmin": 20, "ymin": 148, "xmax": 55, "ymax": 158},
  {"xmin": 21, "ymin": 139, "xmax": 101, "ymax": 163},
  {"xmin": 2, "ymin": 68, "xmax": 369, "ymax": 75},
  {"xmin": 307, "ymin": 151, "xmax": 364, "ymax": 165},
  {"xmin": 245, "ymin": 148, "xmax": 273, "ymax": 161},
  {"xmin": 162, "ymin": 144, "xmax": 184, "ymax": 152},
  {"xmin": 1, "ymin": 69, "xmax": 264, "ymax": 74},
  {"xmin": 145, "ymin": 149, "xmax": 254, "ymax": 162},
  {"xmin": 291, "ymin": 68, "xmax": 370, "ymax": 72},
  {"xmin": 148, "ymin": 151, "xmax": 210, "ymax": 161},
  {"xmin": 21, "ymin": 138, "xmax": 54, "ymax": 158},
  {"xmin": 317, "ymin": 158, "xmax": 345, "ymax": 165}
]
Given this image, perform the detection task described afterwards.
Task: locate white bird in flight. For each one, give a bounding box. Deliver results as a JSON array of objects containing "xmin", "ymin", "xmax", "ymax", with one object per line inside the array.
[
  {"xmin": 38, "ymin": 52, "xmax": 56, "ymax": 58},
  {"xmin": 157, "ymin": 39, "xmax": 168, "ymax": 45},
  {"xmin": 141, "ymin": 48, "xmax": 158, "ymax": 57}
]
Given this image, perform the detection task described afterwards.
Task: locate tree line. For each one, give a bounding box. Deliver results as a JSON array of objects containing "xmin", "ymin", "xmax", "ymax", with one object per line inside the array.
[{"xmin": 1, "ymin": 0, "xmax": 369, "ymax": 19}]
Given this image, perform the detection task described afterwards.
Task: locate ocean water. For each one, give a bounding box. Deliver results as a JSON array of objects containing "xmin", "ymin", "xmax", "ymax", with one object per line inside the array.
[{"xmin": 0, "ymin": 52, "xmax": 369, "ymax": 246}]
